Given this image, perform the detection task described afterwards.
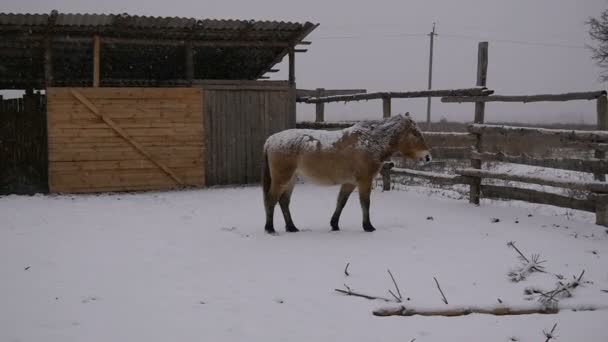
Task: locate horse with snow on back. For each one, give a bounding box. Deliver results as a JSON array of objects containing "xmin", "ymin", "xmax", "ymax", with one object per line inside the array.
[{"xmin": 261, "ymin": 113, "xmax": 431, "ymax": 234}]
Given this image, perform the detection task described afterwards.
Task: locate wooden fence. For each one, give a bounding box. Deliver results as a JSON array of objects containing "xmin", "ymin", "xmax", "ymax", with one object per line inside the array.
[
  {"xmin": 295, "ymin": 41, "xmax": 608, "ymax": 226},
  {"xmin": 0, "ymin": 93, "xmax": 48, "ymax": 195}
]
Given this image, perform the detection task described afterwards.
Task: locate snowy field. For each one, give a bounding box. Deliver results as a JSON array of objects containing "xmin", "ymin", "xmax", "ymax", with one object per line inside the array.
[{"xmin": 1, "ymin": 184, "xmax": 608, "ymax": 342}]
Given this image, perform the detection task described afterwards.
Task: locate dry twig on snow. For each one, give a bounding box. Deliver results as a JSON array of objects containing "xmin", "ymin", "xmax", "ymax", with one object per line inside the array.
[
  {"xmin": 507, "ymin": 241, "xmax": 546, "ymax": 282},
  {"xmin": 543, "ymin": 322, "xmax": 558, "ymax": 342},
  {"xmin": 539, "ymin": 270, "xmax": 587, "ymax": 305},
  {"xmin": 387, "ymin": 269, "xmax": 403, "ymax": 302},
  {"xmin": 344, "ymin": 262, "xmax": 350, "ymax": 277},
  {"xmin": 334, "ymin": 284, "xmax": 392, "ymax": 302},
  {"xmin": 433, "ymin": 276, "xmax": 448, "ymax": 304}
]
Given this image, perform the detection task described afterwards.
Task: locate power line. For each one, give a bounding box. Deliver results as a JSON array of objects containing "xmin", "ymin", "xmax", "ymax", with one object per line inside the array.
[{"xmin": 314, "ymin": 31, "xmax": 587, "ymax": 49}]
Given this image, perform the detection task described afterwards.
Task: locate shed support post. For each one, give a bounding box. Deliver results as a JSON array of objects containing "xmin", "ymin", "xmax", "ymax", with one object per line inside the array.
[
  {"xmin": 595, "ymin": 194, "xmax": 608, "ymax": 226},
  {"xmin": 315, "ymin": 88, "xmax": 325, "ymax": 122},
  {"xmin": 288, "ymin": 47, "xmax": 295, "ymax": 85},
  {"xmin": 470, "ymin": 41, "xmax": 488, "ymax": 205},
  {"xmin": 595, "ymin": 94, "xmax": 608, "ymax": 181},
  {"xmin": 93, "ymin": 35, "xmax": 101, "ymax": 87}
]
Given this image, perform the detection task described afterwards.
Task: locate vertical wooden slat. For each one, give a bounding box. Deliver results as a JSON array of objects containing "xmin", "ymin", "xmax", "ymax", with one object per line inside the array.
[
  {"xmin": 185, "ymin": 41, "xmax": 194, "ymax": 84},
  {"xmin": 93, "ymin": 35, "xmax": 101, "ymax": 87},
  {"xmin": 382, "ymin": 97, "xmax": 391, "ymax": 118},
  {"xmin": 315, "ymin": 88, "xmax": 325, "ymax": 122},
  {"xmin": 44, "ymin": 37, "xmax": 53, "ymax": 87},
  {"xmin": 470, "ymin": 41, "xmax": 489, "ymax": 205}
]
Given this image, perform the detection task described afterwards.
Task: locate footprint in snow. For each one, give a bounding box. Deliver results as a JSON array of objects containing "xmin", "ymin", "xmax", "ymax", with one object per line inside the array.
[{"xmin": 81, "ymin": 296, "xmax": 99, "ymax": 304}]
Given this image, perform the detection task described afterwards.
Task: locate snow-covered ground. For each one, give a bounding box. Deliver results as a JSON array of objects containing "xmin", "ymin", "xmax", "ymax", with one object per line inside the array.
[{"xmin": 1, "ymin": 184, "xmax": 607, "ymax": 342}]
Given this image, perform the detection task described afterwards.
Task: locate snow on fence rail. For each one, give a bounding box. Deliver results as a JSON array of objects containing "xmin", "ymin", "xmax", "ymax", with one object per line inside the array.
[{"xmin": 441, "ymin": 90, "xmax": 607, "ymax": 103}]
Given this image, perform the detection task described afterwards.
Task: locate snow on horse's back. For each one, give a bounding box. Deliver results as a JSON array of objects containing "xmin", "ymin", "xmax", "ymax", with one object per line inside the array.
[{"xmin": 261, "ymin": 114, "xmax": 431, "ymax": 234}]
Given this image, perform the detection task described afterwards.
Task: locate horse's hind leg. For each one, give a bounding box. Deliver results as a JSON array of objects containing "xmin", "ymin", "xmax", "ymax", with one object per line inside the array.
[
  {"xmin": 358, "ymin": 180, "xmax": 376, "ymax": 232},
  {"xmin": 279, "ymin": 178, "xmax": 298, "ymax": 232},
  {"xmin": 330, "ymin": 183, "xmax": 356, "ymax": 231}
]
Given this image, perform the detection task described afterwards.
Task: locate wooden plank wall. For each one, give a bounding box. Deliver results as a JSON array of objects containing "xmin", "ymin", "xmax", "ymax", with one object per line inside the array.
[
  {"xmin": 0, "ymin": 93, "xmax": 49, "ymax": 195},
  {"xmin": 46, "ymin": 87, "xmax": 205, "ymax": 193},
  {"xmin": 203, "ymin": 81, "xmax": 295, "ymax": 185}
]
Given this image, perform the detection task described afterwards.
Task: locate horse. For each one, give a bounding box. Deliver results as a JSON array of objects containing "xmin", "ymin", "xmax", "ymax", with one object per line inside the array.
[{"xmin": 261, "ymin": 113, "xmax": 431, "ymax": 234}]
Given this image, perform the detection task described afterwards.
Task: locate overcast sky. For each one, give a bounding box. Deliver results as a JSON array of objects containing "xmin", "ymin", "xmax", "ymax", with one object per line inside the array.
[{"xmin": 3, "ymin": 0, "xmax": 607, "ymax": 124}]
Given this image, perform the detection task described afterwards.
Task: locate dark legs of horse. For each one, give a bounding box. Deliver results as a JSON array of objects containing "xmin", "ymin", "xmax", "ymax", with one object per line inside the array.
[
  {"xmin": 358, "ymin": 180, "xmax": 376, "ymax": 232},
  {"xmin": 264, "ymin": 192, "xmax": 279, "ymax": 234},
  {"xmin": 279, "ymin": 182, "xmax": 298, "ymax": 232},
  {"xmin": 330, "ymin": 183, "xmax": 356, "ymax": 231}
]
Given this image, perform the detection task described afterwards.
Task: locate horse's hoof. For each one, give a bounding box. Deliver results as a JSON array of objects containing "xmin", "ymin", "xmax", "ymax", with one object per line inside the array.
[
  {"xmin": 286, "ymin": 225, "xmax": 299, "ymax": 233},
  {"xmin": 331, "ymin": 226, "xmax": 340, "ymax": 231},
  {"xmin": 363, "ymin": 224, "xmax": 376, "ymax": 232},
  {"xmin": 265, "ymin": 226, "xmax": 276, "ymax": 234}
]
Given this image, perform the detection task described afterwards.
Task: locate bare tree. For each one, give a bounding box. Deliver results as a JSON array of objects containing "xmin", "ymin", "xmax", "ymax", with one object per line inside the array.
[{"xmin": 588, "ymin": 9, "xmax": 608, "ymax": 81}]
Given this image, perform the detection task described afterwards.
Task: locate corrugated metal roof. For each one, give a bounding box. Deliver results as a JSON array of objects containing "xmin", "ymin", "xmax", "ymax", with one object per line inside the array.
[{"xmin": 0, "ymin": 11, "xmax": 307, "ymax": 32}]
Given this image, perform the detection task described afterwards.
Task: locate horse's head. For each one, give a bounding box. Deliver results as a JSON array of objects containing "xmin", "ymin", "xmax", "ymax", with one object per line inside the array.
[{"xmin": 394, "ymin": 113, "xmax": 432, "ymax": 163}]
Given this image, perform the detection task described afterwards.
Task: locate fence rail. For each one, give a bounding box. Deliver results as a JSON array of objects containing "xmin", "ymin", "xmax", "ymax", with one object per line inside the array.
[{"xmin": 441, "ymin": 91, "xmax": 607, "ymax": 103}]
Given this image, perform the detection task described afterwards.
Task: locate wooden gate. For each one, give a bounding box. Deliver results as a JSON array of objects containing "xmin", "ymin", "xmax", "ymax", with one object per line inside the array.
[
  {"xmin": 0, "ymin": 93, "xmax": 48, "ymax": 195},
  {"xmin": 46, "ymin": 88, "xmax": 205, "ymax": 193},
  {"xmin": 203, "ymin": 81, "xmax": 295, "ymax": 185}
]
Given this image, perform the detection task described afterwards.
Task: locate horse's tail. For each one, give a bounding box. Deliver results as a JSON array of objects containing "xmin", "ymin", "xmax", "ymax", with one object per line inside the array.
[{"xmin": 262, "ymin": 148, "xmax": 271, "ymax": 201}]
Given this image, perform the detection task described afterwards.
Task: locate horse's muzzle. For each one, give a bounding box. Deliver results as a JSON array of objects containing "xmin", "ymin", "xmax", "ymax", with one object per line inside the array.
[{"xmin": 417, "ymin": 151, "xmax": 432, "ymax": 164}]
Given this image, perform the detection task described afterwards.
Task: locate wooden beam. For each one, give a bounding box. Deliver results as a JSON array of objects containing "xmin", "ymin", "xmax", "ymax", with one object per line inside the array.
[
  {"xmin": 297, "ymin": 88, "xmax": 367, "ymax": 98},
  {"xmin": 382, "ymin": 97, "xmax": 391, "ymax": 118},
  {"xmin": 470, "ymin": 41, "xmax": 488, "ymax": 205},
  {"xmin": 267, "ymin": 69, "xmax": 279, "ymax": 73},
  {"xmin": 471, "ymin": 151, "xmax": 608, "ymax": 174},
  {"xmin": 467, "ymin": 124, "xmax": 608, "ymax": 143},
  {"xmin": 93, "ymin": 35, "xmax": 101, "ymax": 87},
  {"xmin": 300, "ymin": 87, "xmax": 493, "ymax": 104},
  {"xmin": 40, "ymin": 36, "xmax": 291, "ymax": 47},
  {"xmin": 298, "ymin": 41, "xmax": 312, "ymax": 45},
  {"xmin": 457, "ymin": 168, "xmax": 608, "ymax": 193},
  {"xmin": 288, "ymin": 47, "xmax": 295, "ymax": 85},
  {"xmin": 595, "ymin": 94, "xmax": 608, "ymax": 181},
  {"xmin": 69, "ymin": 90, "xmax": 184, "ymax": 186},
  {"xmin": 294, "ymin": 48, "xmax": 308, "ymax": 53},
  {"xmin": 481, "ymin": 184, "xmax": 596, "ymax": 212},
  {"xmin": 296, "ymin": 121, "xmax": 354, "ymax": 130},
  {"xmin": 441, "ymin": 91, "xmax": 607, "ymax": 103},
  {"xmin": 392, "ymin": 168, "xmax": 472, "ymax": 185}
]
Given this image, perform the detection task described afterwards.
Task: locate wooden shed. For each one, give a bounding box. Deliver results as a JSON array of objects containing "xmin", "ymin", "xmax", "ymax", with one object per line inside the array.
[{"xmin": 0, "ymin": 11, "xmax": 317, "ymax": 194}]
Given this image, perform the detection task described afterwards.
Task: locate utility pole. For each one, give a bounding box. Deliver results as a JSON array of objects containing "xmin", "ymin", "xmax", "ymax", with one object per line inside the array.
[{"xmin": 426, "ymin": 23, "xmax": 437, "ymax": 131}]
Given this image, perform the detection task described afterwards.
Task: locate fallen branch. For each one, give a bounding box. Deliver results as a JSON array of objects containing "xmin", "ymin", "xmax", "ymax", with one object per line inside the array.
[
  {"xmin": 540, "ymin": 270, "xmax": 587, "ymax": 305},
  {"xmin": 373, "ymin": 305, "xmax": 559, "ymax": 317},
  {"xmin": 335, "ymin": 284, "xmax": 392, "ymax": 302},
  {"xmin": 433, "ymin": 277, "xmax": 449, "ymax": 304}
]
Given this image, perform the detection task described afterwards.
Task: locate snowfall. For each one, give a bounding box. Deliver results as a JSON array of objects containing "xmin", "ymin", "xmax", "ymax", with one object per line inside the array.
[{"xmin": 1, "ymin": 182, "xmax": 608, "ymax": 342}]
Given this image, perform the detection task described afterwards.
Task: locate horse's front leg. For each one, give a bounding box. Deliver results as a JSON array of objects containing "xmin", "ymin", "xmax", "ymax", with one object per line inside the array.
[
  {"xmin": 358, "ymin": 180, "xmax": 376, "ymax": 232},
  {"xmin": 330, "ymin": 183, "xmax": 356, "ymax": 231}
]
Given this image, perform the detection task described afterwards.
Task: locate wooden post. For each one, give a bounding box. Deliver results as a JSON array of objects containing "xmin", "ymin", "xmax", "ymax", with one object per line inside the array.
[
  {"xmin": 93, "ymin": 35, "xmax": 101, "ymax": 87},
  {"xmin": 470, "ymin": 42, "xmax": 488, "ymax": 205},
  {"xmin": 315, "ymin": 88, "xmax": 325, "ymax": 122},
  {"xmin": 381, "ymin": 162, "xmax": 394, "ymax": 191},
  {"xmin": 44, "ymin": 37, "xmax": 53, "ymax": 87},
  {"xmin": 382, "ymin": 96, "xmax": 391, "ymax": 118},
  {"xmin": 595, "ymin": 94, "xmax": 608, "ymax": 181},
  {"xmin": 288, "ymin": 47, "xmax": 295, "ymax": 85},
  {"xmin": 595, "ymin": 194, "xmax": 608, "ymax": 226},
  {"xmin": 185, "ymin": 41, "xmax": 194, "ymax": 85}
]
